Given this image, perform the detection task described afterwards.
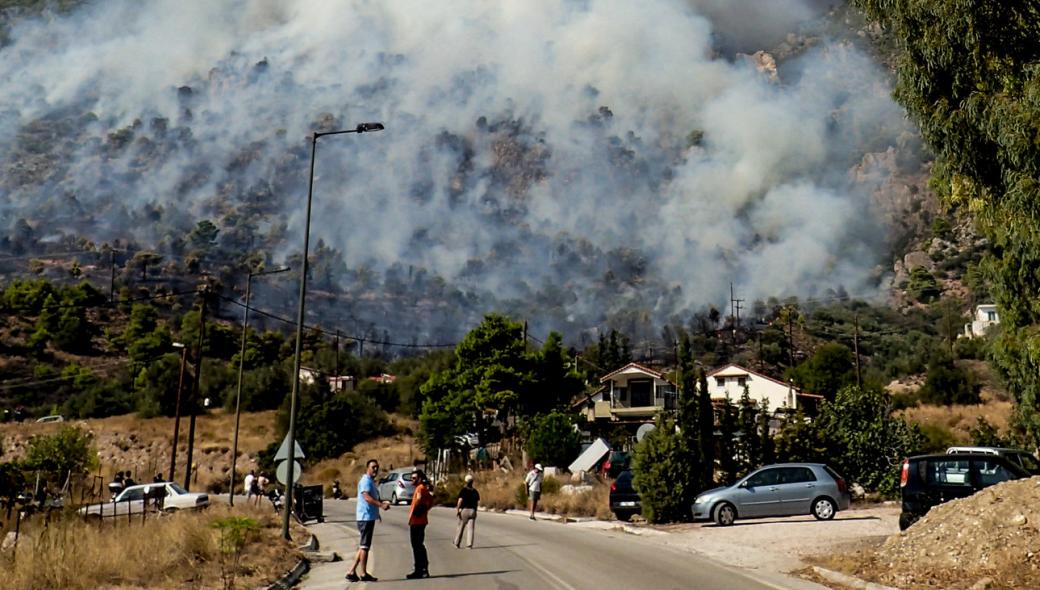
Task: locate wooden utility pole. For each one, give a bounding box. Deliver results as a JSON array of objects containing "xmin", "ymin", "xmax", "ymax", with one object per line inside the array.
[
  {"xmin": 109, "ymin": 250, "xmax": 116, "ymax": 304},
  {"xmin": 853, "ymin": 313, "xmax": 862, "ymax": 388},
  {"xmin": 787, "ymin": 308, "xmax": 795, "ymax": 367},
  {"xmin": 184, "ymin": 285, "xmax": 208, "ymax": 491},
  {"xmin": 334, "ymin": 329, "xmax": 340, "ymax": 377}
]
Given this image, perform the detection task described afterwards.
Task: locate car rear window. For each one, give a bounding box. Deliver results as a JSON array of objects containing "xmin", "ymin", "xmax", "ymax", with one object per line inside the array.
[
  {"xmin": 976, "ymin": 459, "xmax": 1016, "ymax": 486},
  {"xmin": 926, "ymin": 458, "xmax": 971, "ymax": 486},
  {"xmin": 822, "ymin": 465, "xmax": 844, "ymax": 483}
]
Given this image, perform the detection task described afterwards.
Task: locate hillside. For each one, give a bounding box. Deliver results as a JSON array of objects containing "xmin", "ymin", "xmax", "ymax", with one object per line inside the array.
[{"xmin": 0, "ymin": 410, "xmax": 277, "ymax": 491}]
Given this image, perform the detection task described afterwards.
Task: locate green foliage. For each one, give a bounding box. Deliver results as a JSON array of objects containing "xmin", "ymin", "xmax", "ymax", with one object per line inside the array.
[
  {"xmin": 917, "ymin": 354, "xmax": 981, "ymax": 406},
  {"xmin": 788, "ymin": 343, "xmax": 855, "ymax": 400},
  {"xmin": 736, "ymin": 385, "xmax": 761, "ymax": 474},
  {"xmin": 775, "ymin": 386, "xmax": 923, "ymax": 497},
  {"xmin": 918, "ymin": 423, "xmax": 957, "ymax": 453},
  {"xmin": 0, "ymin": 462, "xmax": 26, "ymax": 499},
  {"xmin": 211, "ymin": 516, "xmax": 260, "ymax": 590},
  {"xmin": 717, "ymin": 400, "xmax": 738, "ymax": 484},
  {"xmin": 279, "ymin": 390, "xmax": 393, "ymax": 462},
  {"xmin": 631, "ymin": 417, "xmax": 690, "ymax": 523},
  {"xmin": 854, "ymin": 1, "xmax": 1040, "ymax": 445},
  {"xmin": 968, "ymin": 417, "xmax": 1011, "ymax": 448},
  {"xmin": 134, "ymin": 353, "xmax": 185, "ymax": 417},
  {"xmin": 524, "ymin": 411, "xmax": 581, "ymax": 468},
  {"xmin": 22, "ymin": 425, "xmax": 98, "ymax": 481},
  {"xmin": 1, "ymin": 278, "xmax": 55, "ymax": 313},
  {"xmin": 907, "ymin": 267, "xmax": 940, "ymax": 303}
]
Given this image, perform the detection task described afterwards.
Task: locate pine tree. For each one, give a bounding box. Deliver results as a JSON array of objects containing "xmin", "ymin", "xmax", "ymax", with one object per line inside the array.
[
  {"xmin": 676, "ymin": 336, "xmax": 701, "ymax": 507},
  {"xmin": 737, "ymin": 384, "xmax": 761, "ymax": 473},
  {"xmin": 718, "ymin": 399, "xmax": 739, "ymax": 484},
  {"xmin": 697, "ymin": 369, "xmax": 715, "ymax": 490},
  {"xmin": 758, "ymin": 397, "xmax": 774, "ymax": 466}
]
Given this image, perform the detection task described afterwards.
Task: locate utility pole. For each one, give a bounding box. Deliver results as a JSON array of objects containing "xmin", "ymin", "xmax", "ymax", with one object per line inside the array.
[
  {"xmin": 523, "ymin": 320, "xmax": 528, "ymax": 348},
  {"xmin": 787, "ymin": 309, "xmax": 795, "ymax": 368},
  {"xmin": 168, "ymin": 343, "xmax": 188, "ymax": 482},
  {"xmin": 853, "ymin": 312, "xmax": 862, "ymax": 388},
  {"xmin": 184, "ymin": 285, "xmax": 208, "ymax": 491},
  {"xmin": 109, "ymin": 250, "xmax": 116, "ymax": 304},
  {"xmin": 334, "ymin": 329, "xmax": 340, "ymax": 378}
]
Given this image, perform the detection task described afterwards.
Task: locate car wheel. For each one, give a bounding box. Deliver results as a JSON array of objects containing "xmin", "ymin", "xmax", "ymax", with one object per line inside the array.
[
  {"xmin": 391, "ymin": 492, "xmax": 398, "ymax": 505},
  {"xmin": 714, "ymin": 502, "xmax": 736, "ymax": 526},
  {"xmin": 165, "ymin": 507, "xmax": 179, "ymax": 514},
  {"xmin": 615, "ymin": 511, "xmax": 633, "ymax": 522},
  {"xmin": 898, "ymin": 513, "xmax": 918, "ymax": 531},
  {"xmin": 812, "ymin": 497, "xmax": 836, "ymax": 521}
]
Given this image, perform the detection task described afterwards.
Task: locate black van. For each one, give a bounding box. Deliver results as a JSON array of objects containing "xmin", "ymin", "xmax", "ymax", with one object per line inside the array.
[{"xmin": 899, "ymin": 452, "xmax": 1031, "ymax": 530}]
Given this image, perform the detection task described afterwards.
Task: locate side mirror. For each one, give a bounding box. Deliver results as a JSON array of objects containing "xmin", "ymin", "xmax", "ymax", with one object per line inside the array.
[{"xmin": 738, "ymin": 481, "xmax": 749, "ymax": 489}]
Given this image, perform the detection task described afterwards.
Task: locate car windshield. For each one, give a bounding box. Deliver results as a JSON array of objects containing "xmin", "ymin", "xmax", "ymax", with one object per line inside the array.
[{"xmin": 167, "ymin": 483, "xmax": 188, "ymax": 495}]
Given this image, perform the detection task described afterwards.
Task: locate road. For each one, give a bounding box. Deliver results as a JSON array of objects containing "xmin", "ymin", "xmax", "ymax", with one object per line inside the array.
[{"xmin": 300, "ymin": 499, "xmax": 826, "ymax": 590}]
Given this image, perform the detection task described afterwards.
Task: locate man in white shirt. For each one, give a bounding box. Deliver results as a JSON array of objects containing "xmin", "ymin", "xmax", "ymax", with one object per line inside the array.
[
  {"xmin": 525, "ymin": 463, "xmax": 543, "ymax": 520},
  {"xmin": 244, "ymin": 470, "xmax": 256, "ymax": 501}
]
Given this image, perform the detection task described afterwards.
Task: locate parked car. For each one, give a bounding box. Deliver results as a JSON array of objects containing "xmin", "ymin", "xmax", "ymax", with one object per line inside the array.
[
  {"xmin": 602, "ymin": 451, "xmax": 630, "ymax": 479},
  {"xmin": 899, "ymin": 452, "xmax": 1030, "ymax": 530},
  {"xmin": 609, "ymin": 470, "xmax": 641, "ymax": 521},
  {"xmin": 34, "ymin": 415, "xmax": 64, "ymax": 423},
  {"xmin": 691, "ymin": 463, "xmax": 850, "ymax": 526},
  {"xmin": 946, "ymin": 446, "xmax": 1040, "ymax": 475},
  {"xmin": 78, "ymin": 482, "xmax": 208, "ymax": 517},
  {"xmin": 377, "ymin": 468, "xmax": 416, "ymax": 505}
]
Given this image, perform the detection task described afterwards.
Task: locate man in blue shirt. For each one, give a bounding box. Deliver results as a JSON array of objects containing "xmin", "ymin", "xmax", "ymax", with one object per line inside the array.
[{"xmin": 346, "ymin": 459, "xmax": 391, "ymax": 583}]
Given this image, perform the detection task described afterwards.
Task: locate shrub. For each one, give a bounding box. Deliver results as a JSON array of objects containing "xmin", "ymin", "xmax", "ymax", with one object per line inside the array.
[
  {"xmin": 918, "ymin": 423, "xmax": 957, "ymax": 453},
  {"xmin": 631, "ymin": 417, "xmax": 691, "ymax": 523},
  {"xmin": 918, "ymin": 355, "xmax": 980, "ymax": 405},
  {"xmin": 524, "ymin": 411, "xmax": 581, "ymax": 468},
  {"xmin": 23, "ymin": 425, "xmax": 98, "ymax": 482}
]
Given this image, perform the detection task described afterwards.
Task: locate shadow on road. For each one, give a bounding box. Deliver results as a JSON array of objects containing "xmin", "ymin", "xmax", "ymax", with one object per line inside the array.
[
  {"xmin": 426, "ymin": 570, "xmax": 517, "ymax": 579},
  {"xmin": 465, "ymin": 544, "xmax": 534, "ymax": 550},
  {"xmin": 707, "ymin": 515, "xmax": 881, "ymax": 527}
]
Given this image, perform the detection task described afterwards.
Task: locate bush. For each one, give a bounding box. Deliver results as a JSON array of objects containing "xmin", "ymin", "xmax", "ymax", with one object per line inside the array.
[
  {"xmin": 631, "ymin": 417, "xmax": 691, "ymax": 523},
  {"xmin": 277, "ymin": 390, "xmax": 393, "ymax": 463},
  {"xmin": 524, "ymin": 411, "xmax": 581, "ymax": 468},
  {"xmin": 433, "ymin": 475, "xmax": 465, "ymax": 506},
  {"xmin": 918, "ymin": 355, "xmax": 980, "ymax": 405},
  {"xmin": 918, "ymin": 423, "xmax": 957, "ymax": 453},
  {"xmin": 23, "ymin": 425, "xmax": 98, "ymax": 482}
]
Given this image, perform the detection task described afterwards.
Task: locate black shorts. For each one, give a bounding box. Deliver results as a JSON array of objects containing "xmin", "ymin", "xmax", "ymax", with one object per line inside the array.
[{"xmin": 357, "ymin": 520, "xmax": 376, "ymax": 550}]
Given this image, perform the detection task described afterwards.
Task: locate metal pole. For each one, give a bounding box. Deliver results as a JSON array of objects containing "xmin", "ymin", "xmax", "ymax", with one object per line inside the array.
[
  {"xmin": 283, "ymin": 133, "xmax": 319, "ymax": 540},
  {"xmin": 168, "ymin": 345, "xmax": 188, "ymax": 482},
  {"xmin": 230, "ymin": 273, "xmax": 253, "ymax": 507},
  {"xmin": 282, "ymin": 124, "xmax": 383, "ymax": 539},
  {"xmin": 184, "ymin": 287, "xmax": 207, "ymax": 491}
]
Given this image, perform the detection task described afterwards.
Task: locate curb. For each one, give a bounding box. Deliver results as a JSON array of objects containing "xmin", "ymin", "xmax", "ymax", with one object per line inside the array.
[
  {"xmin": 265, "ymin": 558, "xmax": 310, "ymax": 590},
  {"xmin": 811, "ymin": 566, "xmax": 902, "ymax": 590}
]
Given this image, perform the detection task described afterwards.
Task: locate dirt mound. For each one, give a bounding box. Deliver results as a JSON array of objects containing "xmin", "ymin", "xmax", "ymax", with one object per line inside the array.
[{"xmin": 861, "ymin": 477, "xmax": 1040, "ymax": 589}]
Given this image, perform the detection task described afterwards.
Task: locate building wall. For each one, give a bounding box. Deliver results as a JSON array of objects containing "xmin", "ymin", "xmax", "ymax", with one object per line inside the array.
[{"xmin": 707, "ymin": 371, "xmax": 796, "ymax": 411}]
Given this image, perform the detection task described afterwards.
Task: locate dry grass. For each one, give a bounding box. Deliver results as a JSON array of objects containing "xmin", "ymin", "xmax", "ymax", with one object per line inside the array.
[
  {"xmin": 897, "ymin": 396, "xmax": 1013, "ymax": 442},
  {"xmin": 465, "ymin": 470, "xmax": 612, "ymax": 519},
  {"xmin": 0, "ymin": 410, "xmax": 278, "ymax": 491},
  {"xmin": 0, "ymin": 504, "xmax": 300, "ymax": 590},
  {"xmin": 304, "ymin": 434, "xmax": 422, "ymax": 490}
]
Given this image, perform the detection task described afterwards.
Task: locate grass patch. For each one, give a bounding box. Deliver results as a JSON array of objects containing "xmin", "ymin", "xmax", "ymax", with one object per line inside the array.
[{"xmin": 0, "ymin": 504, "xmax": 299, "ymax": 590}]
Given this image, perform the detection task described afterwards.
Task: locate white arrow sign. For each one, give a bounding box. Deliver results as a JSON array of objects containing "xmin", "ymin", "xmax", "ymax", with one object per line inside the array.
[{"xmin": 273, "ymin": 433, "xmax": 306, "ymax": 462}]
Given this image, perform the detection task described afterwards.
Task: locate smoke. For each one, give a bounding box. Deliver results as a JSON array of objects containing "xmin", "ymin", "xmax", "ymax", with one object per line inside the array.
[{"xmin": 0, "ymin": 0, "xmax": 912, "ymax": 341}]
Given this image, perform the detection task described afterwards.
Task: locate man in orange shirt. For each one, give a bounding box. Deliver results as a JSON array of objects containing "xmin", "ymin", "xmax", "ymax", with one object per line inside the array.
[{"xmin": 406, "ymin": 469, "xmax": 434, "ymax": 579}]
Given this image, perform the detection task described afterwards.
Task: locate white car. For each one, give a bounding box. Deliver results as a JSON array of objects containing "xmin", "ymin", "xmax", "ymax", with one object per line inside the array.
[{"xmin": 79, "ymin": 482, "xmax": 209, "ymax": 517}]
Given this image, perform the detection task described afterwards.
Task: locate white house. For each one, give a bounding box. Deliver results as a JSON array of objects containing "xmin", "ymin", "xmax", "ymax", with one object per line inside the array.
[
  {"xmin": 963, "ymin": 304, "xmax": 999, "ymax": 338},
  {"xmin": 299, "ymin": 367, "xmax": 356, "ymax": 392},
  {"xmin": 576, "ymin": 362, "xmax": 677, "ymax": 421},
  {"xmin": 706, "ymin": 364, "xmax": 818, "ymax": 412}
]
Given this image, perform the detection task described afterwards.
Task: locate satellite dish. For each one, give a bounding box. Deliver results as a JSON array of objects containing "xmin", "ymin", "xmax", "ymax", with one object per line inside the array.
[{"xmin": 636, "ymin": 423, "xmax": 656, "ymax": 442}]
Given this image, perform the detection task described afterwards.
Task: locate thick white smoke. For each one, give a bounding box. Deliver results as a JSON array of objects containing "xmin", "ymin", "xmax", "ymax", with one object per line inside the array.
[{"xmin": 0, "ymin": 0, "xmax": 912, "ymax": 339}]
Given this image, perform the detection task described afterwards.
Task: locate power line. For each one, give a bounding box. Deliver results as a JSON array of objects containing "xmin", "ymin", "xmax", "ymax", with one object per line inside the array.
[{"xmin": 217, "ymin": 295, "xmax": 456, "ymax": 349}]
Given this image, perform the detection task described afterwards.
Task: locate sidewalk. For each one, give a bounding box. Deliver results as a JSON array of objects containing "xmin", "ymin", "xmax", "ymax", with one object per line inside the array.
[{"xmin": 297, "ymin": 520, "xmax": 354, "ymax": 590}]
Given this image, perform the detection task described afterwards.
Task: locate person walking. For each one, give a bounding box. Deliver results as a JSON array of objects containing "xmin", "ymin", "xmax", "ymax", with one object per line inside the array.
[
  {"xmin": 525, "ymin": 463, "xmax": 543, "ymax": 520},
  {"xmin": 346, "ymin": 460, "xmax": 391, "ymax": 583},
  {"xmin": 254, "ymin": 472, "xmax": 268, "ymax": 507},
  {"xmin": 454, "ymin": 474, "xmax": 480, "ymax": 548},
  {"xmin": 406, "ymin": 469, "xmax": 434, "ymax": 579}
]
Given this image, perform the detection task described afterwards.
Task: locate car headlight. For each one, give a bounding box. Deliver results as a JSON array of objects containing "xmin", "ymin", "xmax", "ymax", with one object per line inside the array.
[{"xmin": 694, "ymin": 496, "xmax": 705, "ymax": 504}]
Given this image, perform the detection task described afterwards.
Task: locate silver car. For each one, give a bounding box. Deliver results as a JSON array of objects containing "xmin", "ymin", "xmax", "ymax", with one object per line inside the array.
[
  {"xmin": 377, "ymin": 468, "xmax": 416, "ymax": 505},
  {"xmin": 691, "ymin": 463, "xmax": 851, "ymax": 526}
]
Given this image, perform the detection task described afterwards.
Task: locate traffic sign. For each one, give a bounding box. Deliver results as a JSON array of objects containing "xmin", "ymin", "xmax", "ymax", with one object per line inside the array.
[
  {"xmin": 273, "ymin": 434, "xmax": 306, "ymax": 462},
  {"xmin": 276, "ymin": 460, "xmax": 303, "ymax": 486}
]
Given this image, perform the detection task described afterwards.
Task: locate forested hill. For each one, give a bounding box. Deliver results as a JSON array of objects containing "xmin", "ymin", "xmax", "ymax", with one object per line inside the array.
[{"xmin": 0, "ymin": 1, "xmax": 959, "ymax": 346}]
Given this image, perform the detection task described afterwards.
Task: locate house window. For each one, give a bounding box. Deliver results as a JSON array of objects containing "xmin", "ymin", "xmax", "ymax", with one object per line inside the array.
[
  {"xmin": 987, "ymin": 311, "xmax": 997, "ymax": 322},
  {"xmin": 715, "ymin": 377, "xmax": 725, "ymax": 387},
  {"xmin": 737, "ymin": 377, "xmax": 746, "ymax": 388}
]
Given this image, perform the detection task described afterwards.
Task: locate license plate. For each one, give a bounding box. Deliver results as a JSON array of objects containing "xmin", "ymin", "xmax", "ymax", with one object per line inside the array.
[{"xmin": 619, "ymin": 501, "xmax": 636, "ymax": 507}]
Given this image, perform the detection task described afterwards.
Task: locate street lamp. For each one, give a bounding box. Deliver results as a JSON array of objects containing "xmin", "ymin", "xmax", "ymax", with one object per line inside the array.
[
  {"xmin": 168, "ymin": 342, "xmax": 188, "ymax": 482},
  {"xmin": 282, "ymin": 122, "xmax": 384, "ymax": 539},
  {"xmin": 230, "ymin": 265, "xmax": 290, "ymax": 506}
]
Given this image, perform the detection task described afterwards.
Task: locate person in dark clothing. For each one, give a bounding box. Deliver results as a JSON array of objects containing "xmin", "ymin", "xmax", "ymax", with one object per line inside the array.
[
  {"xmin": 454, "ymin": 474, "xmax": 480, "ymax": 548},
  {"xmin": 406, "ymin": 469, "xmax": 434, "ymax": 579}
]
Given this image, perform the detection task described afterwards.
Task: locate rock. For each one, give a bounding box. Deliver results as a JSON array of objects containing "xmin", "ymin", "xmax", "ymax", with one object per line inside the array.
[
  {"xmin": 1010, "ymin": 514, "xmax": 1028, "ymax": 527},
  {"xmin": 559, "ymin": 484, "xmax": 594, "ymax": 496},
  {"xmin": 903, "ymin": 251, "xmax": 933, "ymax": 271},
  {"xmin": 970, "ymin": 577, "xmax": 995, "ymax": 590}
]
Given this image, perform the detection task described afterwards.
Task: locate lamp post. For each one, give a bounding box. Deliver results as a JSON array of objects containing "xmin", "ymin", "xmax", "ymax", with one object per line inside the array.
[
  {"xmin": 168, "ymin": 342, "xmax": 188, "ymax": 482},
  {"xmin": 230, "ymin": 266, "xmax": 290, "ymax": 506},
  {"xmin": 282, "ymin": 122, "xmax": 384, "ymax": 539}
]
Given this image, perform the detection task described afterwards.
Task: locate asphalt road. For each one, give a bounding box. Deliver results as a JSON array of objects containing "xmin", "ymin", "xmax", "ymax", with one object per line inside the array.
[{"xmin": 301, "ymin": 499, "xmax": 823, "ymax": 590}]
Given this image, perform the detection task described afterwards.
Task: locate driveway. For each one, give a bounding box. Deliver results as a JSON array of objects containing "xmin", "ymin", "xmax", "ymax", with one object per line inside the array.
[
  {"xmin": 642, "ymin": 504, "xmax": 900, "ymax": 573},
  {"xmin": 301, "ymin": 499, "xmax": 829, "ymax": 589}
]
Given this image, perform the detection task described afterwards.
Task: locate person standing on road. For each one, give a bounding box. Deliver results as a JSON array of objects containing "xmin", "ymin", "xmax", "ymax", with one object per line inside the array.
[
  {"xmin": 406, "ymin": 469, "xmax": 434, "ymax": 579},
  {"xmin": 346, "ymin": 459, "xmax": 391, "ymax": 583},
  {"xmin": 454, "ymin": 474, "xmax": 480, "ymax": 548},
  {"xmin": 254, "ymin": 472, "xmax": 269, "ymax": 507},
  {"xmin": 525, "ymin": 463, "xmax": 543, "ymax": 520},
  {"xmin": 244, "ymin": 470, "xmax": 256, "ymax": 502}
]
